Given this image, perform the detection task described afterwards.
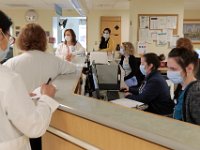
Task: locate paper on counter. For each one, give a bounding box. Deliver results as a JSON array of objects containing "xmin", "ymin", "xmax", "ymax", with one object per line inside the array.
[
  {"xmin": 31, "ymin": 87, "xmax": 41, "ymax": 100},
  {"xmin": 111, "ymin": 98, "xmax": 144, "ymax": 108}
]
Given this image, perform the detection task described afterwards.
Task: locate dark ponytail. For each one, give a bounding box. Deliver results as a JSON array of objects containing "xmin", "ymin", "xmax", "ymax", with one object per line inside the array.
[
  {"xmin": 143, "ymin": 53, "xmax": 165, "ymax": 71},
  {"xmin": 168, "ymin": 47, "xmax": 199, "ymax": 74}
]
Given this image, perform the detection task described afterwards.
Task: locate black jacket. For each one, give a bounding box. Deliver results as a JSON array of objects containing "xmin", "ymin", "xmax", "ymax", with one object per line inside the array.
[
  {"xmin": 126, "ymin": 71, "xmax": 174, "ymax": 115},
  {"xmin": 99, "ymin": 37, "xmax": 109, "ymax": 49},
  {"xmin": 119, "ymin": 55, "xmax": 144, "ymax": 86},
  {"xmin": 183, "ymin": 80, "xmax": 200, "ymax": 125}
]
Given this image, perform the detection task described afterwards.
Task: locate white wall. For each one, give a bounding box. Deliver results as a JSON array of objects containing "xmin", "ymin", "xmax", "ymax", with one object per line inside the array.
[
  {"xmin": 184, "ymin": 9, "xmax": 200, "ymax": 19},
  {"xmin": 2, "ymin": 4, "xmax": 193, "ymax": 57},
  {"xmin": 87, "ymin": 10, "xmax": 130, "ymax": 51},
  {"xmin": 1, "ymin": 8, "xmax": 78, "ymax": 55},
  {"xmin": 129, "ymin": 0, "xmax": 184, "ymax": 57}
]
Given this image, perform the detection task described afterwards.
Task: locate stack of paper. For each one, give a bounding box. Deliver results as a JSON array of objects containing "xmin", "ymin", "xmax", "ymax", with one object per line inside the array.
[
  {"xmin": 111, "ymin": 98, "xmax": 144, "ymax": 108},
  {"xmin": 31, "ymin": 87, "xmax": 41, "ymax": 100}
]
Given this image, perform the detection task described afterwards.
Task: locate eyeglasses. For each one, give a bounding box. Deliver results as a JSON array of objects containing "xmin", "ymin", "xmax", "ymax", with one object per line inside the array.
[
  {"xmin": 6, "ymin": 32, "xmax": 15, "ymax": 45},
  {"xmin": 0, "ymin": 30, "xmax": 15, "ymax": 45}
]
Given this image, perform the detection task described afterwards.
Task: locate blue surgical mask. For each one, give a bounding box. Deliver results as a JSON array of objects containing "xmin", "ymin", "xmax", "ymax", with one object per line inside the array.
[
  {"xmin": 167, "ymin": 70, "xmax": 183, "ymax": 84},
  {"xmin": 0, "ymin": 40, "xmax": 9, "ymax": 61},
  {"xmin": 140, "ymin": 65, "xmax": 147, "ymax": 76}
]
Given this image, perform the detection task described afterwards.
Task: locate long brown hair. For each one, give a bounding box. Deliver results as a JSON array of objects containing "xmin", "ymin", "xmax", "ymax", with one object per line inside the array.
[{"xmin": 64, "ymin": 29, "xmax": 77, "ymax": 46}]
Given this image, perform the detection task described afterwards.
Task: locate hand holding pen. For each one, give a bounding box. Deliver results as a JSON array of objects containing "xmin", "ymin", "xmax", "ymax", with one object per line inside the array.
[
  {"xmin": 41, "ymin": 78, "xmax": 56, "ymax": 98},
  {"xmin": 46, "ymin": 78, "xmax": 52, "ymax": 85}
]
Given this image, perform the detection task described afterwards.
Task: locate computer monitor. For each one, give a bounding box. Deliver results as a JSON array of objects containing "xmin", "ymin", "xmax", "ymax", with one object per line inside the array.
[
  {"xmin": 90, "ymin": 52, "xmax": 109, "ymax": 65},
  {"xmin": 95, "ymin": 63, "xmax": 121, "ymax": 91},
  {"xmin": 91, "ymin": 62, "xmax": 121, "ymax": 100}
]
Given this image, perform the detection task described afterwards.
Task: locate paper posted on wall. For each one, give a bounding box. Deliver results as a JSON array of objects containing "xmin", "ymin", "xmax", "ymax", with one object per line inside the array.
[
  {"xmin": 169, "ymin": 35, "xmax": 180, "ymax": 48},
  {"xmin": 157, "ymin": 32, "xmax": 168, "ymax": 46},
  {"xmin": 163, "ymin": 29, "xmax": 173, "ymax": 42},
  {"xmin": 139, "ymin": 29, "xmax": 149, "ymax": 42},
  {"xmin": 139, "ymin": 16, "xmax": 149, "ymax": 29},
  {"xmin": 137, "ymin": 41, "xmax": 147, "ymax": 54}
]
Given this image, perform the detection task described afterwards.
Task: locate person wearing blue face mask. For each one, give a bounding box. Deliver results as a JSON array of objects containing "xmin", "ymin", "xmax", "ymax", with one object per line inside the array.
[
  {"xmin": 167, "ymin": 47, "xmax": 199, "ymax": 122},
  {"xmin": 125, "ymin": 53, "xmax": 174, "ymax": 115},
  {"xmin": 0, "ymin": 24, "xmax": 14, "ymax": 62}
]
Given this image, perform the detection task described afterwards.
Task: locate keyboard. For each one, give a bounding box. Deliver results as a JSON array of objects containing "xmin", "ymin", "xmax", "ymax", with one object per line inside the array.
[{"xmin": 107, "ymin": 91, "xmax": 119, "ymax": 101}]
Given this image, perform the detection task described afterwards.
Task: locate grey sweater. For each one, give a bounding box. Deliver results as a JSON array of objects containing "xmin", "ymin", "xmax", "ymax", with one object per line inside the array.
[{"xmin": 183, "ymin": 80, "xmax": 200, "ymax": 125}]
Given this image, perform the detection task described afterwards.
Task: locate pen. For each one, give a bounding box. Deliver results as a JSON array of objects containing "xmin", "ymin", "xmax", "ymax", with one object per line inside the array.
[{"xmin": 46, "ymin": 78, "xmax": 52, "ymax": 85}]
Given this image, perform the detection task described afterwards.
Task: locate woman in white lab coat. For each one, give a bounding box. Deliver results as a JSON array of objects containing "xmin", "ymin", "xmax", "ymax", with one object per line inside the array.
[
  {"xmin": 0, "ymin": 10, "xmax": 59, "ymax": 150},
  {"xmin": 4, "ymin": 23, "xmax": 77, "ymax": 150},
  {"xmin": 4, "ymin": 23, "xmax": 76, "ymax": 93},
  {"xmin": 55, "ymin": 28, "xmax": 85, "ymax": 61}
]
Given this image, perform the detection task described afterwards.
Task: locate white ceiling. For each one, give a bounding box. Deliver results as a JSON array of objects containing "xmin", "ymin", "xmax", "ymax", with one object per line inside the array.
[
  {"xmin": 86, "ymin": 0, "xmax": 130, "ymax": 10},
  {"xmin": 0, "ymin": 0, "xmax": 200, "ymax": 10},
  {"xmin": 0, "ymin": 0, "xmax": 74, "ymax": 9}
]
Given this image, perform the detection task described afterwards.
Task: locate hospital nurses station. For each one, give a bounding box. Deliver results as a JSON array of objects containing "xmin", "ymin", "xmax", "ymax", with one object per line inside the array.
[{"xmin": 1, "ymin": 0, "xmax": 200, "ymax": 150}]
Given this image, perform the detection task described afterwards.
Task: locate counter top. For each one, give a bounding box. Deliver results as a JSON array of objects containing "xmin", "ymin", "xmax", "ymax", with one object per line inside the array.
[{"xmin": 52, "ymin": 59, "xmax": 200, "ymax": 150}]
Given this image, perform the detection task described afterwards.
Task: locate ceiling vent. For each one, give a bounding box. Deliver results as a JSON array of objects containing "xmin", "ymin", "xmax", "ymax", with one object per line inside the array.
[
  {"xmin": 69, "ymin": 0, "xmax": 88, "ymax": 16},
  {"xmin": 5, "ymin": 4, "xmax": 30, "ymax": 7}
]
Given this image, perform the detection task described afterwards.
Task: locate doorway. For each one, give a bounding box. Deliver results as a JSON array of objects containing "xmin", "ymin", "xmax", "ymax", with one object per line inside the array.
[{"xmin": 100, "ymin": 16, "xmax": 121, "ymax": 50}]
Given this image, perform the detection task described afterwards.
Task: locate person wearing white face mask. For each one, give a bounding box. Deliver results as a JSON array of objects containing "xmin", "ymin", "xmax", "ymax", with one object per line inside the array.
[
  {"xmin": 125, "ymin": 53, "xmax": 174, "ymax": 115},
  {"xmin": 0, "ymin": 10, "xmax": 59, "ymax": 150},
  {"xmin": 0, "ymin": 25, "xmax": 14, "ymax": 63},
  {"xmin": 167, "ymin": 47, "xmax": 199, "ymax": 123},
  {"xmin": 55, "ymin": 29, "xmax": 85, "ymax": 61},
  {"xmin": 99, "ymin": 28, "xmax": 115, "ymax": 53},
  {"xmin": 119, "ymin": 42, "xmax": 144, "ymax": 88}
]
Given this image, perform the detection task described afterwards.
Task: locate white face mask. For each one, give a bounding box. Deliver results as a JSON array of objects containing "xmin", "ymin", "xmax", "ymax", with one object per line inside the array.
[
  {"xmin": 120, "ymin": 47, "xmax": 124, "ymax": 55},
  {"xmin": 167, "ymin": 70, "xmax": 184, "ymax": 84},
  {"xmin": 103, "ymin": 33, "xmax": 109, "ymax": 39},
  {"xmin": 65, "ymin": 36, "xmax": 72, "ymax": 42},
  {"xmin": 140, "ymin": 64, "xmax": 147, "ymax": 76}
]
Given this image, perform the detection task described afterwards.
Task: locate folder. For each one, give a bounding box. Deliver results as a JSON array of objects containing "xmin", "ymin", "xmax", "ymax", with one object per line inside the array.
[{"xmin": 111, "ymin": 98, "xmax": 144, "ymax": 108}]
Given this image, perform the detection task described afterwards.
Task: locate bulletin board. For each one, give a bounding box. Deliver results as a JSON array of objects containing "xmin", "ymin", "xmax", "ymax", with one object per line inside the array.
[{"xmin": 137, "ymin": 14, "xmax": 179, "ymax": 46}]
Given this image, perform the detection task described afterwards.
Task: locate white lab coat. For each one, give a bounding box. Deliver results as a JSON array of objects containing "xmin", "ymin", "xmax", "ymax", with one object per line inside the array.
[
  {"xmin": 0, "ymin": 65, "xmax": 59, "ymax": 150},
  {"xmin": 55, "ymin": 42, "xmax": 85, "ymax": 59},
  {"xmin": 4, "ymin": 50, "xmax": 76, "ymax": 92}
]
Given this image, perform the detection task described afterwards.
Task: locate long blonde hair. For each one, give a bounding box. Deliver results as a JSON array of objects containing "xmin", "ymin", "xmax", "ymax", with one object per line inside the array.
[{"xmin": 122, "ymin": 42, "xmax": 135, "ymax": 56}]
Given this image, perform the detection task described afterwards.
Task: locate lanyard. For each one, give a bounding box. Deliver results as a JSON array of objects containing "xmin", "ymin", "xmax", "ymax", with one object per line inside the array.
[{"xmin": 139, "ymin": 81, "xmax": 146, "ymax": 94}]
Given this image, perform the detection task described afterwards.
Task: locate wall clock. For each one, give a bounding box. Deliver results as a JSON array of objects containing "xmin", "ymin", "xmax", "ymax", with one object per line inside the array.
[{"xmin": 25, "ymin": 9, "xmax": 38, "ymax": 22}]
